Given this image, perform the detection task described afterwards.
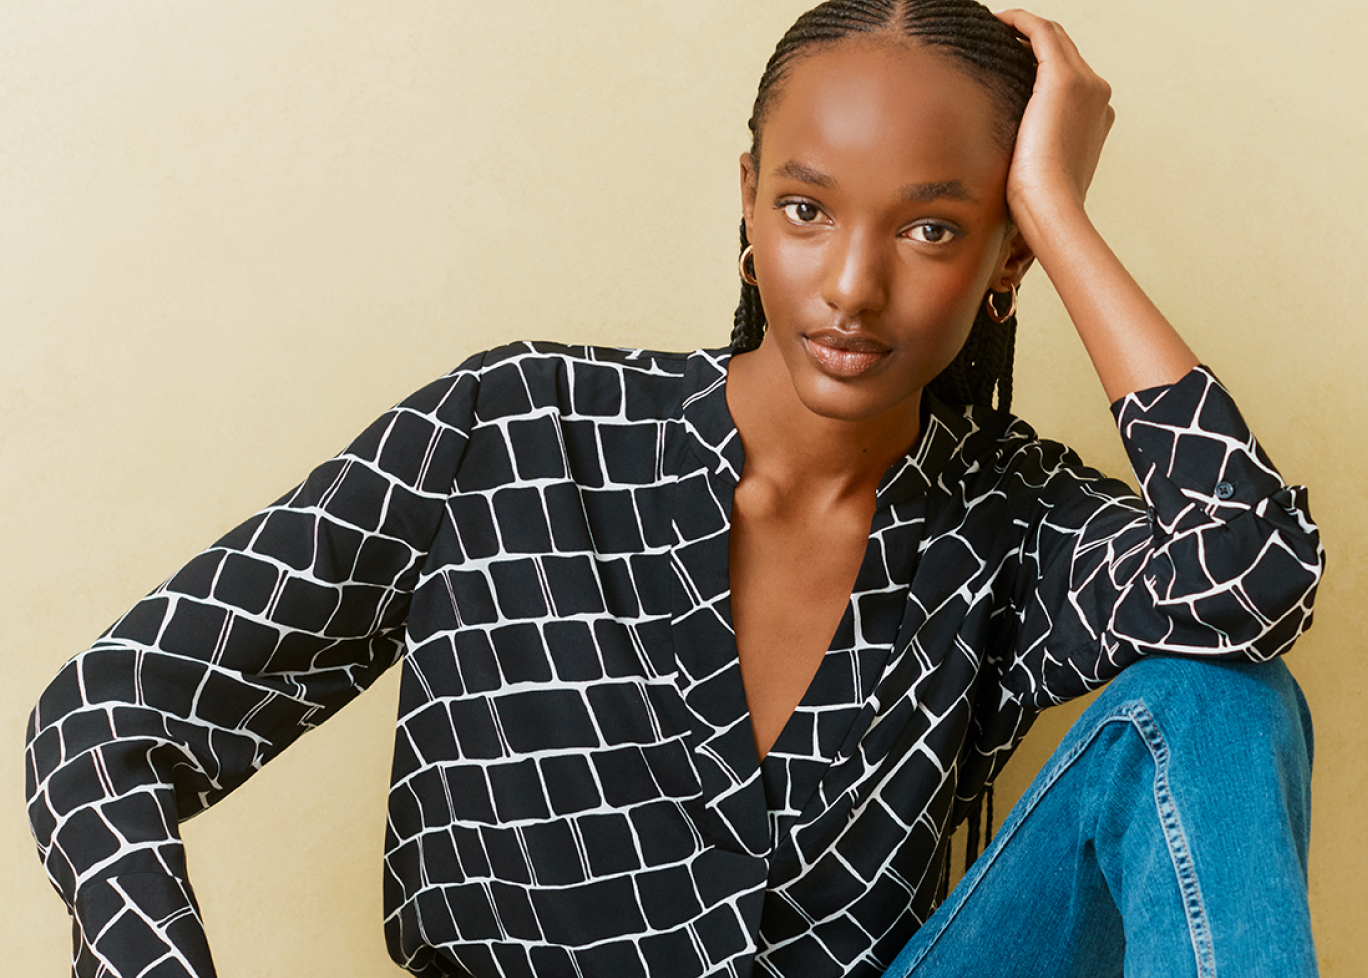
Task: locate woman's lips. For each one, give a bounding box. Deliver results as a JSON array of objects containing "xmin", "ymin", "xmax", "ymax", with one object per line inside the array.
[{"xmin": 804, "ymin": 329, "xmax": 890, "ymax": 377}]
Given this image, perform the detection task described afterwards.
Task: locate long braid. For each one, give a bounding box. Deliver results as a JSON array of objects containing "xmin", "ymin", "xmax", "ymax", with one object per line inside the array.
[
  {"xmin": 730, "ymin": 220, "xmax": 766, "ymax": 352},
  {"xmin": 924, "ymin": 300, "xmax": 1017, "ymax": 414},
  {"xmin": 731, "ymin": 0, "xmax": 1035, "ymax": 414}
]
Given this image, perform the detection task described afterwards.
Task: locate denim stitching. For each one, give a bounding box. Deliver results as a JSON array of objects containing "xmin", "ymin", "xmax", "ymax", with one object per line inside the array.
[
  {"xmin": 887, "ymin": 699, "xmax": 1215, "ymax": 977},
  {"xmin": 1129, "ymin": 702, "xmax": 1216, "ymax": 977}
]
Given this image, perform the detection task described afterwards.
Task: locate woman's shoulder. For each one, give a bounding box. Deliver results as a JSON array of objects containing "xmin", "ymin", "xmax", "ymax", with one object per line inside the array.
[
  {"xmin": 408, "ymin": 341, "xmax": 729, "ymax": 425},
  {"xmin": 927, "ymin": 395, "xmax": 1122, "ymax": 508},
  {"xmin": 474, "ymin": 340, "xmax": 711, "ymax": 373},
  {"xmin": 926, "ymin": 393, "xmax": 1076, "ymax": 471}
]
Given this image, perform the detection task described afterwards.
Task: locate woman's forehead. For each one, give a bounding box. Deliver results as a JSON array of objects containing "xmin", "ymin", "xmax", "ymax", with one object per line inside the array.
[{"xmin": 757, "ymin": 39, "xmax": 1008, "ymax": 185}]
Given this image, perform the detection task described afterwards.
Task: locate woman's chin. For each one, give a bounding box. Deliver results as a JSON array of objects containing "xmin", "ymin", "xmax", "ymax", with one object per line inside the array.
[{"xmin": 789, "ymin": 372, "xmax": 925, "ymax": 427}]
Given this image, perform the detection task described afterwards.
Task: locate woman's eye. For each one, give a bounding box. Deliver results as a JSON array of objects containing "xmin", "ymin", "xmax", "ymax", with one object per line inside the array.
[
  {"xmin": 906, "ymin": 222, "xmax": 957, "ymax": 244},
  {"xmin": 781, "ymin": 201, "xmax": 823, "ymax": 224}
]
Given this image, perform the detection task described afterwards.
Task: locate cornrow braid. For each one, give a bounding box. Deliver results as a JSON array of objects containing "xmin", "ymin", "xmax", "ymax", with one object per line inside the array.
[
  {"xmin": 730, "ymin": 0, "xmax": 1035, "ymax": 415},
  {"xmin": 924, "ymin": 300, "xmax": 1018, "ymax": 413}
]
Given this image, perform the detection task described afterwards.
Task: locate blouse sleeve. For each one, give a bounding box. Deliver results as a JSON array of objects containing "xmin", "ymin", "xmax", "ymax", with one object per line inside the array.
[
  {"xmin": 24, "ymin": 353, "xmax": 484, "ymax": 977},
  {"xmin": 1003, "ymin": 365, "xmax": 1323, "ymax": 709}
]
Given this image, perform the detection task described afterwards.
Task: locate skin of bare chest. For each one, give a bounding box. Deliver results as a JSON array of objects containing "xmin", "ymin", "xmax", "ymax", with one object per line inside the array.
[{"xmin": 728, "ymin": 478, "xmax": 877, "ymax": 759}]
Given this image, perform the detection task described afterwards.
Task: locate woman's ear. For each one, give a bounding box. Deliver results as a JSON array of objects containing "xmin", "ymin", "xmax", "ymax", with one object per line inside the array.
[
  {"xmin": 740, "ymin": 152, "xmax": 758, "ymax": 238},
  {"xmin": 994, "ymin": 225, "xmax": 1035, "ymax": 290}
]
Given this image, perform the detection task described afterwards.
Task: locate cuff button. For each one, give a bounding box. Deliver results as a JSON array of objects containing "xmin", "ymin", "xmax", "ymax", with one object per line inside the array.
[{"xmin": 1215, "ymin": 481, "xmax": 1235, "ymax": 500}]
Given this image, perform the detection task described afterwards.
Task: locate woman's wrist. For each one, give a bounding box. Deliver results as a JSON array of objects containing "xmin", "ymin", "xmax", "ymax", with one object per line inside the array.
[{"xmin": 1008, "ymin": 182, "xmax": 1092, "ymax": 264}]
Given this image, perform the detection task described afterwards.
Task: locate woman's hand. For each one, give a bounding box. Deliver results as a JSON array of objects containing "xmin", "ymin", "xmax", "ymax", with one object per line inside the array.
[{"xmin": 994, "ymin": 9, "xmax": 1115, "ymax": 234}]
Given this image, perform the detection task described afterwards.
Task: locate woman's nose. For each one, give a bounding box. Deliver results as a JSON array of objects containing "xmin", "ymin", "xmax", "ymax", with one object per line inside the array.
[{"xmin": 822, "ymin": 228, "xmax": 889, "ymax": 318}]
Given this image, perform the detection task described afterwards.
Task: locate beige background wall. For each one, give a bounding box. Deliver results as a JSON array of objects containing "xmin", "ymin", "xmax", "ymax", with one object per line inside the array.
[{"xmin": 2, "ymin": 1, "xmax": 1362, "ymax": 973}]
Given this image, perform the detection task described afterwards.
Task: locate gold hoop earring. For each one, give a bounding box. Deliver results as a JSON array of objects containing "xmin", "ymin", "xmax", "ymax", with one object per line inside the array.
[
  {"xmin": 738, "ymin": 244, "xmax": 758, "ymax": 287},
  {"xmin": 985, "ymin": 283, "xmax": 1017, "ymax": 323}
]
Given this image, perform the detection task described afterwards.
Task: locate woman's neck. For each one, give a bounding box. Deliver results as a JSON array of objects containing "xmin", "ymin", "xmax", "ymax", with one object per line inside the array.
[{"xmin": 724, "ymin": 338, "xmax": 923, "ymax": 506}]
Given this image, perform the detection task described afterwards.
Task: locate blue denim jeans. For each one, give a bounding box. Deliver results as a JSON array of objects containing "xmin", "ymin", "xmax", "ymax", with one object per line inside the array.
[{"xmin": 884, "ymin": 656, "xmax": 1316, "ymax": 977}]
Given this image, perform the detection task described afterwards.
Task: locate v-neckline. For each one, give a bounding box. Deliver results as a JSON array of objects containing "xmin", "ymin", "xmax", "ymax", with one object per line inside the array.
[{"xmin": 665, "ymin": 349, "xmax": 963, "ymax": 855}]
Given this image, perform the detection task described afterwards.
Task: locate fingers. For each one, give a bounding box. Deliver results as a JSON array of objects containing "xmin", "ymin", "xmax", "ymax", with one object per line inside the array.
[
  {"xmin": 995, "ymin": 11, "xmax": 1097, "ymax": 77},
  {"xmin": 993, "ymin": 8, "xmax": 1077, "ymax": 53},
  {"xmin": 996, "ymin": 9, "xmax": 1112, "ymax": 104}
]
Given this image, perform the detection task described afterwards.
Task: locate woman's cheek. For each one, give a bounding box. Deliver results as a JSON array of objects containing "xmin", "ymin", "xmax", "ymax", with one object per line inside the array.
[
  {"xmin": 756, "ymin": 234, "xmax": 823, "ymax": 331},
  {"xmin": 911, "ymin": 253, "xmax": 993, "ymax": 329}
]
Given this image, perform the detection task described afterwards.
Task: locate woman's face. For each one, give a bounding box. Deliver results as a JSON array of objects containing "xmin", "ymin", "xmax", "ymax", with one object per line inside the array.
[{"xmin": 742, "ymin": 38, "xmax": 1028, "ymax": 423}]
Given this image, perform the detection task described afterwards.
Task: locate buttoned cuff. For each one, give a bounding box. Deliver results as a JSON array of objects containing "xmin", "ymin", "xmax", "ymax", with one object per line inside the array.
[{"xmin": 1111, "ymin": 366, "xmax": 1290, "ymax": 534}]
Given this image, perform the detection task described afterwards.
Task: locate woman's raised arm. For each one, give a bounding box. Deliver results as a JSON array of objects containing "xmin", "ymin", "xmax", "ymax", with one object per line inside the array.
[{"xmin": 995, "ymin": 8, "xmax": 1199, "ymax": 402}]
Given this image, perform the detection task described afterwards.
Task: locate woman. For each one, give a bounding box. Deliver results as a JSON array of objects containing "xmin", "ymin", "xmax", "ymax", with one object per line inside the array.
[{"xmin": 27, "ymin": 1, "xmax": 1321, "ymax": 975}]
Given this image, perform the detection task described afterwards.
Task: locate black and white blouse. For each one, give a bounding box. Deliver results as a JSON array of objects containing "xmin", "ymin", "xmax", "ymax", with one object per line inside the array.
[{"xmin": 27, "ymin": 343, "xmax": 1322, "ymax": 978}]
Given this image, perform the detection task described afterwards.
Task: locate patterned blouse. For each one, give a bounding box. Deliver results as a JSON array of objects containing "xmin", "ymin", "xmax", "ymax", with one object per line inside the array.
[{"xmin": 27, "ymin": 343, "xmax": 1322, "ymax": 978}]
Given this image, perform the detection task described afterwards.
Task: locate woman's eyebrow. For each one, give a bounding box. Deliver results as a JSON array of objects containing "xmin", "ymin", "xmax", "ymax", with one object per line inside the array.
[
  {"xmin": 772, "ymin": 160, "xmax": 835, "ymax": 188},
  {"xmin": 900, "ymin": 180, "xmax": 977, "ymax": 203},
  {"xmin": 771, "ymin": 162, "xmax": 977, "ymax": 204}
]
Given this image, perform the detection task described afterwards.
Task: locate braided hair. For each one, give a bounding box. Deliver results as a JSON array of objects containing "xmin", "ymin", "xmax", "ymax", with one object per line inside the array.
[{"xmin": 730, "ymin": 0, "xmax": 1036, "ymax": 413}]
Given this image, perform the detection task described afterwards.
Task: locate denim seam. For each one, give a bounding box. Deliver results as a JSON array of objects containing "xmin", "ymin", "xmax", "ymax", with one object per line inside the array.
[
  {"xmin": 1128, "ymin": 701, "xmax": 1216, "ymax": 978},
  {"xmin": 889, "ymin": 699, "xmax": 1215, "ymax": 977}
]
